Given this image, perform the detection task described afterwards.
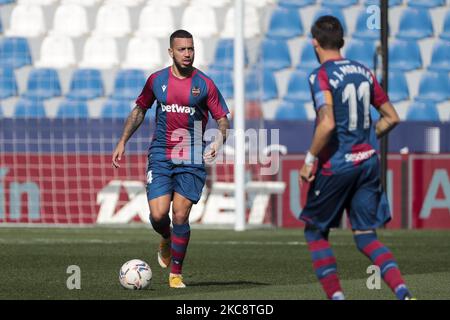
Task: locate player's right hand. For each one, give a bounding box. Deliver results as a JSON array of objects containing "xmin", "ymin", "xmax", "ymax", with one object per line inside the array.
[
  {"xmin": 299, "ymin": 164, "xmax": 315, "ymax": 186},
  {"xmin": 112, "ymin": 142, "xmax": 125, "ymax": 168}
]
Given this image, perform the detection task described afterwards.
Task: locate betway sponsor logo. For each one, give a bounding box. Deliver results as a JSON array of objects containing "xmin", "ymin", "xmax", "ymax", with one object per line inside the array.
[
  {"xmin": 345, "ymin": 149, "xmax": 376, "ymax": 163},
  {"xmin": 161, "ymin": 103, "xmax": 195, "ymax": 116}
]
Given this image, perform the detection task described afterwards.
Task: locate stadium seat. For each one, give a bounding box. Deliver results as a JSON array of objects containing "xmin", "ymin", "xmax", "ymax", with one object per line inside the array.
[
  {"xmin": 213, "ymin": 39, "xmax": 249, "ymax": 70},
  {"xmin": 266, "ymin": 6, "xmax": 304, "ymax": 40},
  {"xmin": 389, "ymin": 40, "xmax": 422, "ymax": 71},
  {"xmin": 35, "ymin": 35, "xmax": 76, "ymax": 69},
  {"xmin": 321, "ymin": 0, "xmax": 358, "ymax": 8},
  {"xmin": 284, "ymin": 70, "xmax": 311, "ymax": 103},
  {"xmin": 66, "ymin": 69, "xmax": 104, "ymax": 100},
  {"xmin": 182, "ymin": 5, "xmax": 218, "ymax": 38},
  {"xmin": 416, "ymin": 71, "xmax": 450, "ymax": 104},
  {"xmin": 364, "ymin": 0, "xmax": 403, "ymax": 6},
  {"xmin": 61, "ymin": 0, "xmax": 102, "ymax": 6},
  {"xmin": 0, "ymin": 67, "xmax": 18, "ymax": 99},
  {"xmin": 0, "ymin": 15, "xmax": 2, "ymax": 34},
  {"xmin": 193, "ymin": 38, "xmax": 207, "ymax": 70},
  {"xmin": 221, "ymin": 5, "xmax": 260, "ymax": 39},
  {"xmin": 5, "ymin": 4, "xmax": 46, "ymax": 38},
  {"xmin": 79, "ymin": 36, "xmax": 119, "ymax": 69},
  {"xmin": 0, "ymin": 0, "xmax": 15, "ymax": 4},
  {"xmin": 191, "ymin": 0, "xmax": 229, "ymax": 7},
  {"xmin": 93, "ymin": 3, "xmax": 131, "ymax": 38},
  {"xmin": 146, "ymin": 0, "xmax": 187, "ymax": 7},
  {"xmin": 275, "ymin": 100, "xmax": 307, "ymax": 120},
  {"xmin": 259, "ymin": 39, "xmax": 291, "ymax": 71},
  {"xmin": 353, "ymin": 8, "xmax": 383, "ymax": 40},
  {"xmin": 440, "ymin": 11, "xmax": 450, "ymax": 41},
  {"xmin": 103, "ymin": 0, "xmax": 144, "ymax": 6},
  {"xmin": 428, "ymin": 40, "xmax": 450, "ymax": 72},
  {"xmin": 296, "ymin": 41, "xmax": 320, "ymax": 73},
  {"xmin": 407, "ymin": 0, "xmax": 445, "ymax": 8},
  {"xmin": 135, "ymin": 5, "xmax": 174, "ymax": 38},
  {"xmin": 50, "ymin": 4, "xmax": 89, "ymax": 38},
  {"xmin": 101, "ymin": 98, "xmax": 133, "ymax": 118},
  {"xmin": 0, "ymin": 37, "xmax": 32, "ymax": 69},
  {"xmin": 18, "ymin": 0, "xmax": 58, "ymax": 5},
  {"xmin": 56, "ymin": 99, "xmax": 89, "ymax": 118},
  {"xmin": 110, "ymin": 69, "xmax": 147, "ymax": 101},
  {"xmin": 345, "ymin": 39, "xmax": 377, "ymax": 70},
  {"xmin": 388, "ymin": 71, "xmax": 409, "ymax": 103},
  {"xmin": 278, "ymin": 0, "xmax": 316, "ymax": 8},
  {"xmin": 313, "ymin": 7, "xmax": 347, "ymax": 35},
  {"xmin": 121, "ymin": 37, "xmax": 162, "ymax": 70},
  {"xmin": 14, "ymin": 98, "xmax": 47, "ymax": 118},
  {"xmin": 23, "ymin": 68, "xmax": 61, "ymax": 100},
  {"xmin": 245, "ymin": 68, "xmax": 278, "ymax": 102},
  {"xmin": 405, "ymin": 100, "xmax": 440, "ymax": 121},
  {"xmin": 207, "ymin": 68, "xmax": 233, "ymax": 99},
  {"xmin": 396, "ymin": 8, "xmax": 433, "ymax": 40}
]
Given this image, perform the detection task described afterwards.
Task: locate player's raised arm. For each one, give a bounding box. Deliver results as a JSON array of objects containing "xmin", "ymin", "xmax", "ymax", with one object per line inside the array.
[
  {"xmin": 375, "ymin": 101, "xmax": 400, "ymax": 139},
  {"xmin": 112, "ymin": 106, "xmax": 147, "ymax": 168}
]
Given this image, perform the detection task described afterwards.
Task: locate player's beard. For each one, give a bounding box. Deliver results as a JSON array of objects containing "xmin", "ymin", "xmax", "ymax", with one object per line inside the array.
[{"xmin": 173, "ymin": 57, "xmax": 194, "ymax": 74}]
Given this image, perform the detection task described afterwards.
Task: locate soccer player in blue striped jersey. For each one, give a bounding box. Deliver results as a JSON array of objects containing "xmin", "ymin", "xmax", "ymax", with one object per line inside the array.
[
  {"xmin": 112, "ymin": 30, "xmax": 230, "ymax": 288},
  {"xmin": 299, "ymin": 16, "xmax": 414, "ymax": 300}
]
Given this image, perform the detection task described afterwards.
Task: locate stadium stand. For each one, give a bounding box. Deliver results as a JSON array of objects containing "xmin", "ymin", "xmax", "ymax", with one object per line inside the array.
[
  {"xmin": 389, "ymin": 39, "xmax": 422, "ymax": 71},
  {"xmin": 182, "ymin": 5, "xmax": 218, "ymax": 38},
  {"xmin": 61, "ymin": 0, "xmax": 102, "ymax": 6},
  {"xmin": 407, "ymin": 0, "xmax": 446, "ymax": 8},
  {"xmin": 207, "ymin": 68, "xmax": 234, "ymax": 99},
  {"xmin": 441, "ymin": 10, "xmax": 450, "ymax": 40},
  {"xmin": 121, "ymin": 36, "xmax": 162, "ymax": 70},
  {"xmin": 56, "ymin": 99, "xmax": 89, "ymax": 118},
  {"xmin": 5, "ymin": 4, "xmax": 46, "ymax": 38},
  {"xmin": 428, "ymin": 40, "xmax": 450, "ymax": 72},
  {"xmin": 278, "ymin": 0, "xmax": 316, "ymax": 8},
  {"xmin": 416, "ymin": 71, "xmax": 450, "ymax": 103},
  {"xmin": 213, "ymin": 39, "xmax": 249, "ymax": 70},
  {"xmin": 406, "ymin": 100, "xmax": 440, "ymax": 121},
  {"xmin": 296, "ymin": 41, "xmax": 321, "ymax": 72},
  {"xmin": 245, "ymin": 68, "xmax": 278, "ymax": 102},
  {"xmin": 388, "ymin": 71, "xmax": 410, "ymax": 103},
  {"xmin": 22, "ymin": 68, "xmax": 61, "ymax": 100},
  {"xmin": 50, "ymin": 3, "xmax": 89, "ymax": 38},
  {"xmin": 275, "ymin": 100, "xmax": 308, "ymax": 120},
  {"xmin": 266, "ymin": 6, "xmax": 304, "ymax": 40},
  {"xmin": 110, "ymin": 69, "xmax": 147, "ymax": 101},
  {"xmin": 322, "ymin": 0, "xmax": 358, "ymax": 8},
  {"xmin": 284, "ymin": 69, "xmax": 311, "ymax": 103},
  {"xmin": 0, "ymin": 37, "xmax": 32, "ymax": 69},
  {"xmin": 313, "ymin": 6, "xmax": 347, "ymax": 34},
  {"xmin": 353, "ymin": 9, "xmax": 382, "ymax": 40},
  {"xmin": 79, "ymin": 36, "xmax": 119, "ymax": 69},
  {"xmin": 101, "ymin": 98, "xmax": 133, "ymax": 118},
  {"xmin": 13, "ymin": 97, "xmax": 46, "ymax": 118},
  {"xmin": 93, "ymin": 3, "xmax": 131, "ymax": 38},
  {"xmin": 135, "ymin": 4, "xmax": 175, "ymax": 39},
  {"xmin": 17, "ymin": 0, "xmax": 58, "ymax": 5},
  {"xmin": 396, "ymin": 8, "xmax": 434, "ymax": 40},
  {"xmin": 66, "ymin": 69, "xmax": 104, "ymax": 100},
  {"xmin": 364, "ymin": 0, "xmax": 403, "ymax": 6},
  {"xmin": 35, "ymin": 35, "xmax": 76, "ymax": 69},
  {"xmin": 259, "ymin": 38, "xmax": 291, "ymax": 71},
  {"xmin": 0, "ymin": 67, "xmax": 18, "ymax": 99},
  {"xmin": 221, "ymin": 5, "xmax": 260, "ymax": 38},
  {"xmin": 344, "ymin": 39, "xmax": 377, "ymax": 69}
]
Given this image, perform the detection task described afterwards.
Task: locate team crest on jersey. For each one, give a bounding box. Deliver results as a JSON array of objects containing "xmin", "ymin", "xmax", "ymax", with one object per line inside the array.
[{"xmin": 191, "ymin": 86, "xmax": 201, "ymax": 97}]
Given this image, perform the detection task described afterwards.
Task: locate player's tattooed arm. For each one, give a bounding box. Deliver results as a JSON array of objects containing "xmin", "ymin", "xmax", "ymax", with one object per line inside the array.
[
  {"xmin": 216, "ymin": 116, "xmax": 230, "ymax": 144},
  {"xmin": 204, "ymin": 116, "xmax": 230, "ymax": 162},
  {"xmin": 375, "ymin": 101, "xmax": 400, "ymax": 138},
  {"xmin": 112, "ymin": 106, "xmax": 147, "ymax": 168}
]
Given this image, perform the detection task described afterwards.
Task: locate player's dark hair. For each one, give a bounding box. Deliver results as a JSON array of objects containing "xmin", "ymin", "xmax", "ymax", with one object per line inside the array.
[
  {"xmin": 170, "ymin": 29, "xmax": 193, "ymax": 47},
  {"xmin": 311, "ymin": 15, "xmax": 344, "ymax": 50}
]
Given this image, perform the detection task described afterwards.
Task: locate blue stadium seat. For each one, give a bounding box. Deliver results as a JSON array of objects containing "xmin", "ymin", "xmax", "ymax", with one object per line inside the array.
[
  {"xmin": 259, "ymin": 39, "xmax": 291, "ymax": 71},
  {"xmin": 14, "ymin": 98, "xmax": 46, "ymax": 118},
  {"xmin": 278, "ymin": 0, "xmax": 316, "ymax": 8},
  {"xmin": 23, "ymin": 68, "xmax": 61, "ymax": 100},
  {"xmin": 296, "ymin": 41, "xmax": 320, "ymax": 73},
  {"xmin": 389, "ymin": 40, "xmax": 422, "ymax": 71},
  {"xmin": 0, "ymin": 0, "xmax": 14, "ymax": 4},
  {"xmin": 0, "ymin": 67, "xmax": 18, "ymax": 99},
  {"xmin": 353, "ymin": 9, "xmax": 384, "ymax": 40},
  {"xmin": 321, "ymin": 0, "xmax": 358, "ymax": 8},
  {"xmin": 284, "ymin": 70, "xmax": 311, "ymax": 103},
  {"xmin": 313, "ymin": 7, "xmax": 347, "ymax": 35},
  {"xmin": 0, "ymin": 37, "xmax": 32, "ymax": 69},
  {"xmin": 388, "ymin": 71, "xmax": 409, "ymax": 102},
  {"xmin": 207, "ymin": 68, "xmax": 233, "ymax": 99},
  {"xmin": 364, "ymin": 0, "xmax": 403, "ymax": 6},
  {"xmin": 428, "ymin": 40, "xmax": 450, "ymax": 72},
  {"xmin": 110, "ymin": 69, "xmax": 147, "ymax": 101},
  {"xmin": 213, "ymin": 39, "xmax": 248, "ymax": 70},
  {"xmin": 56, "ymin": 99, "xmax": 89, "ymax": 118},
  {"xmin": 441, "ymin": 11, "xmax": 450, "ymax": 41},
  {"xmin": 245, "ymin": 68, "xmax": 278, "ymax": 102},
  {"xmin": 407, "ymin": 0, "xmax": 445, "ymax": 8},
  {"xmin": 66, "ymin": 69, "xmax": 104, "ymax": 100},
  {"xmin": 406, "ymin": 101, "xmax": 440, "ymax": 121},
  {"xmin": 275, "ymin": 100, "xmax": 307, "ymax": 120},
  {"xmin": 416, "ymin": 71, "xmax": 450, "ymax": 104},
  {"xmin": 266, "ymin": 6, "xmax": 303, "ymax": 40},
  {"xmin": 396, "ymin": 8, "xmax": 433, "ymax": 40},
  {"xmin": 345, "ymin": 39, "xmax": 376, "ymax": 69},
  {"xmin": 101, "ymin": 99, "xmax": 133, "ymax": 118}
]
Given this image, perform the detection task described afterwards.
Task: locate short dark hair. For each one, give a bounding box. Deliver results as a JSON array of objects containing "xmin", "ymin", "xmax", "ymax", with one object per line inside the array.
[
  {"xmin": 311, "ymin": 15, "xmax": 344, "ymax": 50},
  {"xmin": 170, "ymin": 29, "xmax": 193, "ymax": 47}
]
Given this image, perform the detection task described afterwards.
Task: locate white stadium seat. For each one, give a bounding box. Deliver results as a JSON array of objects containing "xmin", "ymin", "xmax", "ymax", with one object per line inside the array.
[
  {"xmin": 146, "ymin": 0, "xmax": 187, "ymax": 7},
  {"xmin": 79, "ymin": 36, "xmax": 119, "ymax": 69},
  {"xmin": 5, "ymin": 4, "xmax": 46, "ymax": 38},
  {"xmin": 93, "ymin": 3, "xmax": 131, "ymax": 38},
  {"xmin": 190, "ymin": 0, "xmax": 230, "ymax": 7},
  {"xmin": 221, "ymin": 5, "xmax": 260, "ymax": 38},
  {"xmin": 35, "ymin": 35, "xmax": 76, "ymax": 69},
  {"xmin": 104, "ymin": 0, "xmax": 145, "ymax": 7},
  {"xmin": 245, "ymin": 0, "xmax": 275, "ymax": 8},
  {"xmin": 50, "ymin": 4, "xmax": 89, "ymax": 38},
  {"xmin": 61, "ymin": 0, "xmax": 102, "ymax": 6},
  {"xmin": 181, "ymin": 5, "xmax": 218, "ymax": 38},
  {"xmin": 121, "ymin": 37, "xmax": 162, "ymax": 71},
  {"xmin": 135, "ymin": 5, "xmax": 175, "ymax": 38},
  {"xmin": 18, "ymin": 0, "xmax": 58, "ymax": 5}
]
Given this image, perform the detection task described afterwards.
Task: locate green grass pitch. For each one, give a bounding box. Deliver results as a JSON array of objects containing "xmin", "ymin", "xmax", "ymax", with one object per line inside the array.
[{"xmin": 0, "ymin": 227, "xmax": 449, "ymax": 300}]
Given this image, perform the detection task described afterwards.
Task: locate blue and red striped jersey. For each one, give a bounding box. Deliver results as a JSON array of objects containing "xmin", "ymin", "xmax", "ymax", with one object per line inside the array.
[
  {"xmin": 309, "ymin": 58, "xmax": 389, "ymax": 174},
  {"xmin": 136, "ymin": 67, "xmax": 229, "ymax": 164}
]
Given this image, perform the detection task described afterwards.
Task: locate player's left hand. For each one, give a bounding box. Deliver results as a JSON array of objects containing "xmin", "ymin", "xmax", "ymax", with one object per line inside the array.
[
  {"xmin": 203, "ymin": 142, "xmax": 220, "ymax": 163},
  {"xmin": 299, "ymin": 164, "xmax": 315, "ymax": 186}
]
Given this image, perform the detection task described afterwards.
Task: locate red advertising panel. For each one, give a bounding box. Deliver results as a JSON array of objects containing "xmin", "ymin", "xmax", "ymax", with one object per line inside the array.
[{"xmin": 410, "ymin": 155, "xmax": 450, "ymax": 229}]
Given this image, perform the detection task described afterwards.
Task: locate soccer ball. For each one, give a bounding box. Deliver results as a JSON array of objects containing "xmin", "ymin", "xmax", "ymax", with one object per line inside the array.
[{"xmin": 119, "ymin": 259, "xmax": 152, "ymax": 290}]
